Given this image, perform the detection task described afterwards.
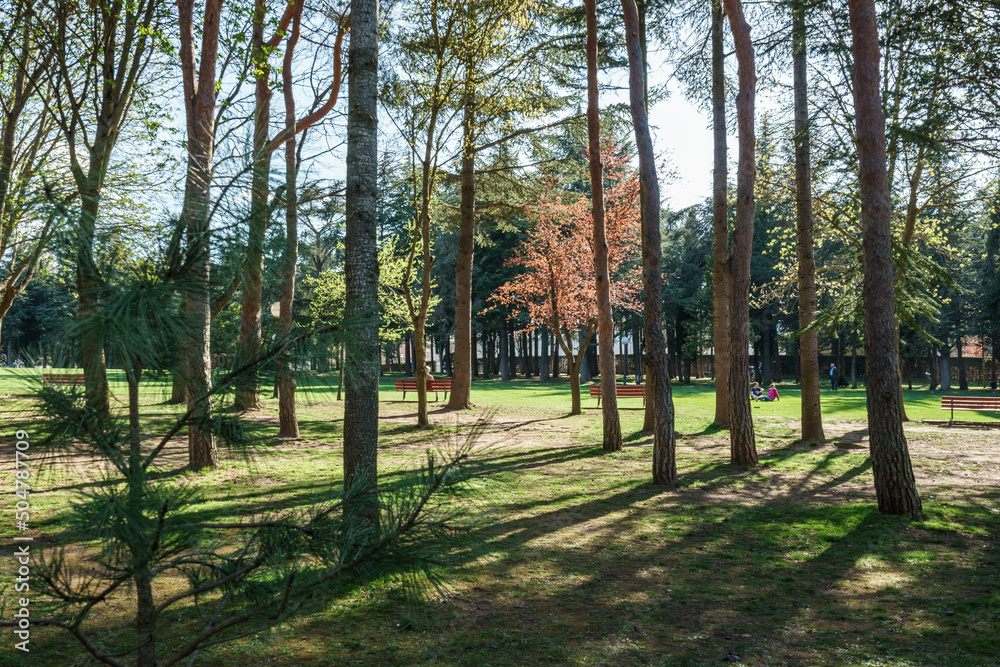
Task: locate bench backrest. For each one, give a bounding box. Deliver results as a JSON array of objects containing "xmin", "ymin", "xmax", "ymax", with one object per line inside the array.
[
  {"xmin": 394, "ymin": 379, "xmax": 451, "ymax": 390},
  {"xmin": 43, "ymin": 374, "xmax": 85, "ymax": 384},
  {"xmin": 940, "ymin": 396, "xmax": 1000, "ymax": 411},
  {"xmin": 589, "ymin": 384, "xmax": 645, "ymax": 396}
]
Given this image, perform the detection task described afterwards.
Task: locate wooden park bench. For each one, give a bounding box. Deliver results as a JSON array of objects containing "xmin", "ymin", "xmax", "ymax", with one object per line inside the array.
[
  {"xmin": 590, "ymin": 384, "xmax": 645, "ymax": 407},
  {"xmin": 394, "ymin": 378, "xmax": 452, "ymax": 401},
  {"xmin": 43, "ymin": 373, "xmax": 85, "ymax": 386},
  {"xmin": 940, "ymin": 395, "xmax": 1000, "ymax": 424}
]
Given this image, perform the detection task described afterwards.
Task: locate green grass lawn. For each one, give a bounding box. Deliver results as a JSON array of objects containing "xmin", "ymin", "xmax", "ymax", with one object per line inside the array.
[{"xmin": 1, "ymin": 369, "xmax": 998, "ymax": 666}]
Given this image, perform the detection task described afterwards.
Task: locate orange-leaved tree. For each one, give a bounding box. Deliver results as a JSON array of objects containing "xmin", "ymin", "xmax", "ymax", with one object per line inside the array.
[{"xmin": 488, "ymin": 143, "xmax": 642, "ymax": 415}]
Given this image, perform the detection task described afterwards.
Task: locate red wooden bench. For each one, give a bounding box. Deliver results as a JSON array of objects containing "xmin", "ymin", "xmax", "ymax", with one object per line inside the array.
[
  {"xmin": 394, "ymin": 378, "xmax": 452, "ymax": 401},
  {"xmin": 590, "ymin": 384, "xmax": 645, "ymax": 406},
  {"xmin": 941, "ymin": 395, "xmax": 1000, "ymax": 423},
  {"xmin": 43, "ymin": 373, "xmax": 85, "ymax": 385}
]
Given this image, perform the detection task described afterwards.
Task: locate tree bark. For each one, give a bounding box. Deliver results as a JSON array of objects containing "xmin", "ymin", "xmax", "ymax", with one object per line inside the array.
[
  {"xmin": 724, "ymin": 0, "xmax": 757, "ymax": 466},
  {"xmin": 404, "ymin": 332, "xmax": 412, "ymax": 376},
  {"xmin": 277, "ymin": 0, "xmax": 306, "ymax": 439},
  {"xmin": 169, "ymin": 372, "xmax": 186, "ymax": 404},
  {"xmin": 792, "ymin": 0, "xmax": 825, "ymax": 442},
  {"xmin": 939, "ymin": 346, "xmax": 951, "ymax": 391},
  {"xmin": 848, "ymin": 0, "xmax": 923, "ymax": 519},
  {"xmin": 500, "ymin": 320, "xmax": 510, "ymax": 380},
  {"xmin": 448, "ymin": 71, "xmax": 476, "ymax": 409},
  {"xmin": 343, "ymin": 0, "xmax": 380, "ymax": 507},
  {"xmin": 77, "ymin": 186, "xmax": 110, "ymax": 422},
  {"xmin": 851, "ymin": 327, "xmax": 858, "ymax": 389},
  {"xmin": 554, "ymin": 324, "xmax": 595, "ymax": 415},
  {"xmin": 234, "ymin": 0, "xmax": 272, "ymax": 412},
  {"xmin": 586, "ymin": 0, "xmax": 622, "ymax": 452},
  {"xmin": 635, "ymin": 326, "xmax": 643, "ymax": 383},
  {"xmin": 178, "ymin": 0, "xmax": 224, "ymax": 470},
  {"xmin": 928, "ymin": 348, "xmax": 938, "ymax": 390},
  {"xmin": 622, "ymin": 0, "xmax": 675, "ymax": 485},
  {"xmin": 552, "ymin": 329, "xmax": 559, "ymax": 377},
  {"xmin": 711, "ymin": 0, "xmax": 731, "ymax": 429},
  {"xmin": 957, "ymin": 337, "xmax": 968, "ymax": 390},
  {"xmin": 540, "ymin": 326, "xmax": 549, "ymax": 381}
]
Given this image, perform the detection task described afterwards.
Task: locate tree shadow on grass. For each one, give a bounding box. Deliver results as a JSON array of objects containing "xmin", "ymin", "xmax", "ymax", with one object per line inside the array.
[
  {"xmin": 333, "ymin": 478, "xmax": 1000, "ymax": 666},
  {"xmin": 623, "ymin": 429, "xmax": 652, "ymax": 444},
  {"xmin": 685, "ymin": 422, "xmax": 728, "ymax": 437}
]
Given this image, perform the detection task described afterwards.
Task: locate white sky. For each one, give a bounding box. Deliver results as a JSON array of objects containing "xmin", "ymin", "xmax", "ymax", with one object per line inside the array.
[{"xmin": 648, "ymin": 81, "xmax": 717, "ymax": 211}]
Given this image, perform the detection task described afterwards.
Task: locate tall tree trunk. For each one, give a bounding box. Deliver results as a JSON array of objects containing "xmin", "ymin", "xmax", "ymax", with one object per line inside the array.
[
  {"xmin": 725, "ymin": 0, "xmax": 757, "ymax": 466},
  {"xmin": 77, "ymin": 186, "xmax": 110, "ymax": 422},
  {"xmin": 586, "ymin": 0, "xmax": 622, "ymax": 452},
  {"xmin": 990, "ymin": 338, "xmax": 996, "ymax": 384},
  {"xmin": 404, "ymin": 332, "xmax": 412, "ymax": 376},
  {"xmin": 636, "ymin": 326, "xmax": 643, "ymax": 383},
  {"xmin": 178, "ymin": 0, "xmax": 224, "ymax": 470},
  {"xmin": 124, "ymin": 363, "xmax": 156, "ymax": 667},
  {"xmin": 622, "ymin": 0, "xmax": 675, "ymax": 485},
  {"xmin": 169, "ymin": 372, "xmax": 186, "ymax": 404},
  {"xmin": 711, "ymin": 0, "xmax": 731, "ymax": 428},
  {"xmin": 277, "ymin": 0, "xmax": 305, "ymax": 438},
  {"xmin": 551, "ymin": 330, "xmax": 559, "ymax": 377},
  {"xmin": 540, "ymin": 326, "xmax": 549, "ymax": 381},
  {"xmin": 414, "ymin": 319, "xmax": 429, "ymax": 425},
  {"xmin": 792, "ymin": 0, "xmax": 824, "ymax": 442},
  {"xmin": 838, "ymin": 329, "xmax": 847, "ymax": 379},
  {"xmin": 939, "ymin": 346, "xmax": 951, "ymax": 391},
  {"xmin": 235, "ymin": 0, "xmax": 272, "ymax": 412},
  {"xmin": 957, "ymin": 337, "xmax": 968, "ymax": 390},
  {"xmin": 980, "ymin": 337, "xmax": 986, "ymax": 388},
  {"xmin": 622, "ymin": 334, "xmax": 628, "ymax": 383},
  {"xmin": 343, "ymin": 0, "xmax": 380, "ymax": 509},
  {"xmin": 928, "ymin": 347, "xmax": 938, "ymax": 390},
  {"xmin": 554, "ymin": 324, "xmax": 595, "ymax": 416},
  {"xmin": 449, "ymin": 76, "xmax": 476, "ymax": 409},
  {"xmin": 500, "ymin": 320, "xmax": 510, "ymax": 380},
  {"xmin": 851, "ymin": 327, "xmax": 858, "ymax": 388},
  {"xmin": 533, "ymin": 331, "xmax": 539, "ymax": 376},
  {"xmin": 848, "ymin": 0, "xmax": 923, "ymax": 519}
]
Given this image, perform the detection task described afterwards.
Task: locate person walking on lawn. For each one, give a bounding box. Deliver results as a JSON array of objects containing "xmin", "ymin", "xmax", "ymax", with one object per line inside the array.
[{"xmin": 829, "ymin": 363, "xmax": 838, "ymax": 391}]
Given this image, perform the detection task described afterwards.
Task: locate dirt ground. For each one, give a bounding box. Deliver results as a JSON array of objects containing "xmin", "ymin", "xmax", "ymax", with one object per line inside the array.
[
  {"xmin": 24, "ymin": 400, "xmax": 1000, "ymax": 503},
  {"xmin": 374, "ymin": 403, "xmax": 1000, "ymax": 502}
]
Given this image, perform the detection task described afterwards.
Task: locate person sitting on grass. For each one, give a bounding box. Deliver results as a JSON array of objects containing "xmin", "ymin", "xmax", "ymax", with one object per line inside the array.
[
  {"xmin": 751, "ymin": 382, "xmax": 763, "ymax": 401},
  {"xmin": 767, "ymin": 382, "xmax": 781, "ymax": 402}
]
